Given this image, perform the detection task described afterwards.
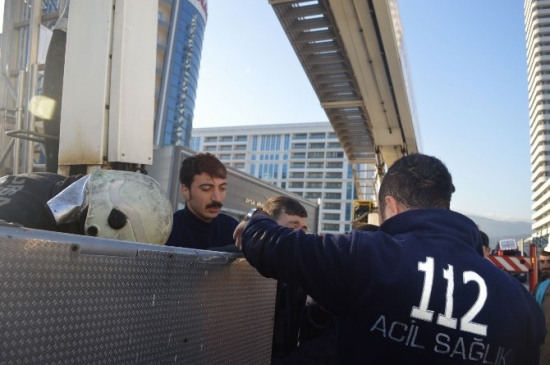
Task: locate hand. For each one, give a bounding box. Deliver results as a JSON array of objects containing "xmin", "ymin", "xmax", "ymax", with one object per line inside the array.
[
  {"xmin": 234, "ymin": 210, "xmax": 272, "ymax": 250},
  {"xmin": 233, "ymin": 220, "xmax": 247, "ymax": 250}
]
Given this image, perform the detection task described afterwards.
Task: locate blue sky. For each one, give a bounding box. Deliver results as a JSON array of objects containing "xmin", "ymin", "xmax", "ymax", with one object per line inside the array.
[
  {"xmin": 194, "ymin": 1, "xmax": 532, "ymax": 223},
  {"xmin": 0, "ymin": 1, "xmax": 529, "ymax": 221}
]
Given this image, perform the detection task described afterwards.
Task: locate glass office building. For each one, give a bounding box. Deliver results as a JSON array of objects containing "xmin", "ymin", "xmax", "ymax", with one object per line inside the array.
[{"xmin": 155, "ymin": 0, "xmax": 208, "ymax": 147}]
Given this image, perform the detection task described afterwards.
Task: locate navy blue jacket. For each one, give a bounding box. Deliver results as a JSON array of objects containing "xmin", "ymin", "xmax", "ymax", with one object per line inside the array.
[
  {"xmin": 242, "ymin": 208, "xmax": 545, "ymax": 364},
  {"xmin": 166, "ymin": 206, "xmax": 239, "ymax": 251}
]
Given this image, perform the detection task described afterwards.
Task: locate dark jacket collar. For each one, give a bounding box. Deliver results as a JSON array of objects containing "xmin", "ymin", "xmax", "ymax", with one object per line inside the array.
[{"xmin": 380, "ymin": 208, "xmax": 484, "ymax": 256}]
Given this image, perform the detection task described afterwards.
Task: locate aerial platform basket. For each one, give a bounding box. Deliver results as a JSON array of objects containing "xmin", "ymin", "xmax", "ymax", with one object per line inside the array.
[{"xmin": 0, "ymin": 224, "xmax": 276, "ymax": 364}]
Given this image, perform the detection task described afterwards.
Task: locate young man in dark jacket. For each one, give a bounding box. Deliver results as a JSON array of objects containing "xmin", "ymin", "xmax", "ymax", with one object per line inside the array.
[
  {"xmin": 235, "ymin": 153, "xmax": 545, "ymax": 364},
  {"xmin": 166, "ymin": 153, "xmax": 238, "ymax": 251}
]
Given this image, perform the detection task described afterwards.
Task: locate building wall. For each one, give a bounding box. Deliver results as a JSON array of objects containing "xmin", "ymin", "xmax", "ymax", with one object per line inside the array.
[
  {"xmin": 155, "ymin": 0, "xmax": 207, "ymax": 148},
  {"xmin": 191, "ymin": 122, "xmax": 366, "ymax": 234},
  {"xmin": 525, "ymin": 0, "xmax": 550, "ymax": 238}
]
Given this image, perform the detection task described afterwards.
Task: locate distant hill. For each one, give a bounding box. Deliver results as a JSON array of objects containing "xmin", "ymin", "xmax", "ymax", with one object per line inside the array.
[{"xmin": 466, "ymin": 215, "xmax": 532, "ymax": 248}]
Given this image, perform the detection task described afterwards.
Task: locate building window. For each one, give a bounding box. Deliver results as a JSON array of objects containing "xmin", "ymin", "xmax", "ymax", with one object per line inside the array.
[
  {"xmin": 261, "ymin": 135, "xmax": 281, "ymax": 151},
  {"xmin": 291, "ymin": 162, "xmax": 306, "ymax": 168},
  {"xmin": 323, "ymin": 223, "xmax": 340, "ymax": 231},
  {"xmin": 220, "ymin": 145, "xmax": 232, "ymax": 151},
  {"xmin": 235, "ymin": 135, "xmax": 247, "ymax": 141},
  {"xmin": 292, "ymin": 152, "xmax": 307, "ymax": 159},
  {"xmin": 293, "ymin": 133, "xmax": 307, "ymax": 140},
  {"xmin": 204, "ymin": 146, "xmax": 216, "ymax": 151},
  {"xmin": 327, "ymin": 142, "xmax": 341, "ymax": 148},
  {"xmin": 205, "ymin": 136, "xmax": 217, "ymax": 142},
  {"xmin": 190, "ymin": 136, "xmax": 201, "ymax": 150},
  {"xmin": 305, "ymin": 192, "xmax": 322, "ymax": 199},
  {"xmin": 306, "ymin": 182, "xmax": 322, "ymax": 188},
  {"xmin": 308, "ymin": 162, "xmax": 324, "ymax": 168},
  {"xmin": 325, "ymin": 182, "xmax": 342, "ymax": 189},
  {"xmin": 292, "ymin": 143, "xmax": 307, "ymax": 149},
  {"xmin": 234, "ymin": 163, "xmax": 245, "ymax": 169},
  {"xmin": 290, "ymin": 182, "xmax": 304, "ymax": 188},
  {"xmin": 326, "ymin": 162, "xmax": 343, "ymax": 168},
  {"xmin": 324, "ymin": 202, "xmax": 341, "ymax": 210},
  {"xmin": 307, "ymin": 172, "xmax": 323, "ymax": 178},
  {"xmin": 326, "ymin": 172, "xmax": 342, "ymax": 179},
  {"xmin": 234, "ymin": 153, "xmax": 245, "ymax": 159},
  {"xmin": 323, "ymin": 213, "xmax": 340, "ymax": 220},
  {"xmin": 252, "ymin": 136, "xmax": 258, "ymax": 151},
  {"xmin": 347, "ymin": 182, "xmax": 353, "ymax": 199},
  {"xmin": 219, "ymin": 154, "xmax": 231, "ymax": 160},
  {"xmin": 290, "ymin": 172, "xmax": 305, "ymax": 178},
  {"xmin": 309, "ymin": 142, "xmax": 325, "ymax": 149},
  {"xmin": 234, "ymin": 144, "xmax": 247, "ymax": 150},
  {"xmin": 326, "ymin": 152, "xmax": 344, "ymax": 158},
  {"xmin": 220, "ymin": 136, "xmax": 233, "ymax": 142},
  {"xmin": 307, "ymin": 152, "xmax": 324, "ymax": 159},
  {"xmin": 284, "ymin": 134, "xmax": 290, "ymax": 149},
  {"xmin": 328, "ymin": 132, "xmax": 337, "ymax": 139},
  {"xmin": 325, "ymin": 192, "xmax": 342, "ymax": 199},
  {"xmin": 310, "ymin": 132, "xmax": 325, "ymax": 139}
]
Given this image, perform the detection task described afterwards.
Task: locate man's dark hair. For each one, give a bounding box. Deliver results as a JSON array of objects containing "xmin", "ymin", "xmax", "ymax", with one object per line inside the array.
[
  {"xmin": 378, "ymin": 153, "xmax": 455, "ymax": 216},
  {"xmin": 179, "ymin": 153, "xmax": 227, "ymax": 187},
  {"xmin": 480, "ymin": 230, "xmax": 489, "ymax": 248},
  {"xmin": 263, "ymin": 195, "xmax": 308, "ymax": 220}
]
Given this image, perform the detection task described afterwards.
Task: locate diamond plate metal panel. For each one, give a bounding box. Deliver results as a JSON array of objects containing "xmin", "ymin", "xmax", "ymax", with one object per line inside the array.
[{"xmin": 0, "ymin": 225, "xmax": 276, "ymax": 364}]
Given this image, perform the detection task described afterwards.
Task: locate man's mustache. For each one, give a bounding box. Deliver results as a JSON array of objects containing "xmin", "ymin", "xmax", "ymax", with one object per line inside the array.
[{"xmin": 206, "ymin": 201, "xmax": 223, "ymax": 209}]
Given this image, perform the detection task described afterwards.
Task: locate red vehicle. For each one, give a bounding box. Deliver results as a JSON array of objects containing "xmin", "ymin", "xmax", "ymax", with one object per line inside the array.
[{"xmin": 488, "ymin": 239, "xmax": 530, "ymax": 283}]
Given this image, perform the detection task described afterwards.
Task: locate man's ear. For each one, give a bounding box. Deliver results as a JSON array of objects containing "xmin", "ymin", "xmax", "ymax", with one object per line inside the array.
[
  {"xmin": 181, "ymin": 184, "xmax": 190, "ymax": 200},
  {"xmin": 384, "ymin": 195, "xmax": 401, "ymax": 219}
]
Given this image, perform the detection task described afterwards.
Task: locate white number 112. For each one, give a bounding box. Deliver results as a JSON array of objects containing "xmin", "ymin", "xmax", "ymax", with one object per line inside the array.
[{"xmin": 410, "ymin": 257, "xmax": 488, "ymax": 336}]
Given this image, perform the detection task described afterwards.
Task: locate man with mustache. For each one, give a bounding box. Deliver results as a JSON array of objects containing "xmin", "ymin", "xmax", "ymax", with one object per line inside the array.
[
  {"xmin": 539, "ymin": 247, "xmax": 550, "ymax": 282},
  {"xmin": 166, "ymin": 153, "xmax": 238, "ymax": 251}
]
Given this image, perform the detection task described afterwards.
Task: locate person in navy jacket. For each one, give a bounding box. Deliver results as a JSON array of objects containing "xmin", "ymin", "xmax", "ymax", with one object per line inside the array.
[
  {"xmin": 167, "ymin": 153, "xmax": 238, "ymax": 251},
  {"xmin": 234, "ymin": 153, "xmax": 545, "ymax": 364}
]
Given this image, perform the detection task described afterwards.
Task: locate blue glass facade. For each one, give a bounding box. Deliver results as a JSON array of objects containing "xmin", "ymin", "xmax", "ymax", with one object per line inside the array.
[{"xmin": 155, "ymin": 0, "xmax": 207, "ymax": 147}]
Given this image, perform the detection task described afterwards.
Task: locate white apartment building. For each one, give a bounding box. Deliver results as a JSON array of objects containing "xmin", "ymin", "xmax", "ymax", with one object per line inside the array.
[
  {"xmin": 525, "ymin": 0, "xmax": 550, "ymax": 238},
  {"xmin": 191, "ymin": 122, "xmax": 370, "ymax": 234}
]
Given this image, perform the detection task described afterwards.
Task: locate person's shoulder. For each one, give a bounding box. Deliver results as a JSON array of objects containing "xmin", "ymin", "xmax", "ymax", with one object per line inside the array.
[{"xmin": 173, "ymin": 209, "xmax": 185, "ymax": 218}]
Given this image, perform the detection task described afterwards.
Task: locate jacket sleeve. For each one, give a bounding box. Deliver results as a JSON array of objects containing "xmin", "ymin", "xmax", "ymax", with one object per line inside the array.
[{"xmin": 241, "ymin": 216, "xmax": 356, "ymax": 315}]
